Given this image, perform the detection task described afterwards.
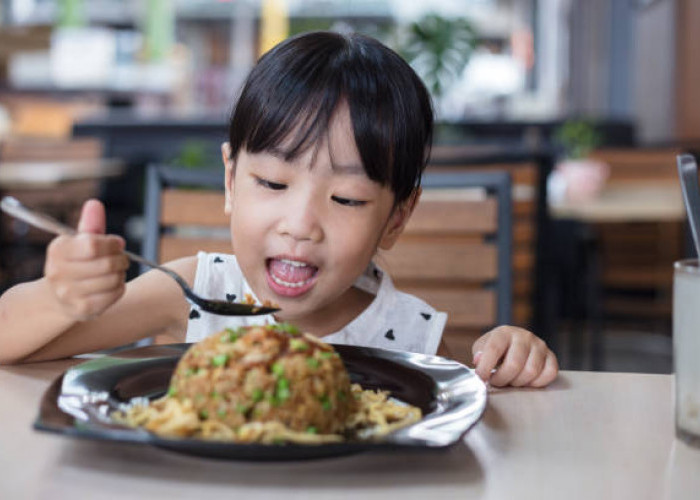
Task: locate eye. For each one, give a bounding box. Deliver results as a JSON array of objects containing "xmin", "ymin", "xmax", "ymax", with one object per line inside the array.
[
  {"xmin": 331, "ymin": 195, "xmax": 367, "ymax": 207},
  {"xmin": 255, "ymin": 176, "xmax": 286, "ymax": 191}
]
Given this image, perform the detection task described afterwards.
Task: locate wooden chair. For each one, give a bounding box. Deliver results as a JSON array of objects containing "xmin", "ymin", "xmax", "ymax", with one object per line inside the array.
[
  {"xmin": 380, "ymin": 171, "xmax": 513, "ymax": 363},
  {"xmin": 551, "ymin": 147, "xmax": 684, "ymax": 369},
  {"xmin": 427, "ymin": 160, "xmax": 539, "ymax": 331},
  {"xmin": 587, "ymin": 148, "xmax": 683, "ymax": 328},
  {"xmin": 142, "ymin": 164, "xmax": 229, "ymax": 267}
]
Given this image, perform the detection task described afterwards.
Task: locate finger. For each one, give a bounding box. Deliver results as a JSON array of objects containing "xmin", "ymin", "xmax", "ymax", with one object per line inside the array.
[
  {"xmin": 72, "ymin": 272, "xmax": 127, "ymax": 296},
  {"xmin": 474, "ymin": 333, "xmax": 510, "ymax": 382},
  {"xmin": 528, "ymin": 352, "xmax": 559, "ymax": 388},
  {"xmin": 53, "ymin": 272, "xmax": 126, "ymax": 304},
  {"xmin": 471, "ymin": 333, "xmax": 489, "ymax": 359},
  {"xmin": 77, "ymin": 199, "xmax": 106, "ymax": 234},
  {"xmin": 489, "ymin": 338, "xmax": 531, "ymax": 387},
  {"xmin": 47, "ymin": 254, "xmax": 129, "ymax": 282},
  {"xmin": 50, "ymin": 233, "xmax": 125, "ymax": 261},
  {"xmin": 509, "ymin": 344, "xmax": 547, "ymax": 387}
]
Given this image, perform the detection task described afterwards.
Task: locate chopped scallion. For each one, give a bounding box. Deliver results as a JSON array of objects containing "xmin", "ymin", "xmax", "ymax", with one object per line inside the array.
[{"xmin": 211, "ymin": 353, "xmax": 229, "ymax": 367}]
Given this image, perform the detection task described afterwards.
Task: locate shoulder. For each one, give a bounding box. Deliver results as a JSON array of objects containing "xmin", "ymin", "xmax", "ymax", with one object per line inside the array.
[{"xmin": 161, "ymin": 255, "xmax": 199, "ymax": 283}]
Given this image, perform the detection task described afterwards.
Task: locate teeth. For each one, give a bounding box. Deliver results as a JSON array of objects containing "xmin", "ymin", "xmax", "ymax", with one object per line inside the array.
[
  {"xmin": 270, "ymin": 273, "xmax": 313, "ymax": 288},
  {"xmin": 279, "ymin": 259, "xmax": 309, "ymax": 267}
]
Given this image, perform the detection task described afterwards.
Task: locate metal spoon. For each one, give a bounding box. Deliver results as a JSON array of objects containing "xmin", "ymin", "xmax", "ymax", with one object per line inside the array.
[
  {"xmin": 0, "ymin": 196, "xmax": 279, "ymax": 316},
  {"xmin": 677, "ymin": 154, "xmax": 700, "ymax": 256}
]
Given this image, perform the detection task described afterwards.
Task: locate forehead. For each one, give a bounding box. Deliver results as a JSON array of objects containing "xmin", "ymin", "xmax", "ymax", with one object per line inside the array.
[{"xmin": 268, "ymin": 102, "xmax": 364, "ymax": 174}]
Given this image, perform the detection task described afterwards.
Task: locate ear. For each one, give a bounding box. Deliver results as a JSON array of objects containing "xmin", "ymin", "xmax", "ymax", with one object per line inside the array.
[
  {"xmin": 378, "ymin": 188, "xmax": 421, "ymax": 250},
  {"xmin": 222, "ymin": 142, "xmax": 236, "ymax": 215}
]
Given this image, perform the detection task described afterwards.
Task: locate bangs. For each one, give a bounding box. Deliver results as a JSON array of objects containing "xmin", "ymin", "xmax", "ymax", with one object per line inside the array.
[{"xmin": 229, "ymin": 33, "xmax": 347, "ymax": 163}]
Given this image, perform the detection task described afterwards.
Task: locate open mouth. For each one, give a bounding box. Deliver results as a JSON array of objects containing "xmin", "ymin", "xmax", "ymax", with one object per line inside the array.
[{"xmin": 266, "ymin": 258, "xmax": 319, "ymax": 296}]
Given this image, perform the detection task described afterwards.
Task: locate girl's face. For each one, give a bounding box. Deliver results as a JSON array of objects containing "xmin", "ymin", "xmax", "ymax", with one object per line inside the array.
[{"xmin": 222, "ymin": 104, "xmax": 416, "ymax": 330}]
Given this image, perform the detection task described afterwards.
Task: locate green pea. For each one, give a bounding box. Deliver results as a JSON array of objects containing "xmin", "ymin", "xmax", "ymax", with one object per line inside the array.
[
  {"xmin": 320, "ymin": 351, "xmax": 334, "ymax": 360},
  {"xmin": 275, "ymin": 323, "xmax": 300, "ymax": 335},
  {"xmin": 276, "ymin": 378, "xmax": 291, "ymax": 402},
  {"xmin": 222, "ymin": 327, "xmax": 242, "ymax": 343},
  {"xmin": 306, "ymin": 426, "xmax": 317, "ymax": 434},
  {"xmin": 271, "ymin": 362, "xmax": 284, "ymax": 377},
  {"xmin": 306, "ymin": 357, "xmax": 319, "ymax": 369},
  {"xmin": 211, "ymin": 353, "xmax": 229, "ymax": 367},
  {"xmin": 319, "ymin": 395, "xmax": 331, "ymax": 411},
  {"xmin": 167, "ymin": 386, "xmax": 177, "ymax": 397},
  {"xmin": 289, "ymin": 338, "xmax": 308, "ymax": 351},
  {"xmin": 199, "ymin": 409, "xmax": 209, "ymax": 419},
  {"xmin": 252, "ymin": 388, "xmax": 264, "ymax": 402}
]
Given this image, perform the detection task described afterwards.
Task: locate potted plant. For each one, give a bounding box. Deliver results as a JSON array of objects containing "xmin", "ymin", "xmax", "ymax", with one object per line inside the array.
[{"xmin": 549, "ymin": 120, "xmax": 609, "ymax": 204}]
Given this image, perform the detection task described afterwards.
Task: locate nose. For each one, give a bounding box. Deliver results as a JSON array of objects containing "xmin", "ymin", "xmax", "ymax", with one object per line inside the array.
[{"xmin": 276, "ymin": 188, "xmax": 324, "ymax": 243}]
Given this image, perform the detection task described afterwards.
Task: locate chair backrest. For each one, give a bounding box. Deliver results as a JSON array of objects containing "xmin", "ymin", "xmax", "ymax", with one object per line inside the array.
[
  {"xmin": 142, "ymin": 164, "xmax": 229, "ymax": 267},
  {"xmin": 427, "ymin": 161, "xmax": 535, "ymax": 328},
  {"xmin": 379, "ymin": 170, "xmax": 512, "ymax": 362}
]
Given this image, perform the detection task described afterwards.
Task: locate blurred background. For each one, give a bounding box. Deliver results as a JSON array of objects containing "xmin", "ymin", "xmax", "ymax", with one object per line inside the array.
[{"xmin": 0, "ymin": 0, "xmax": 698, "ymax": 373}]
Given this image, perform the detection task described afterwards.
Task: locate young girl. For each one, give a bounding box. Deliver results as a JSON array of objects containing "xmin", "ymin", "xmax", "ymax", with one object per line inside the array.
[{"xmin": 0, "ymin": 31, "xmax": 557, "ymax": 388}]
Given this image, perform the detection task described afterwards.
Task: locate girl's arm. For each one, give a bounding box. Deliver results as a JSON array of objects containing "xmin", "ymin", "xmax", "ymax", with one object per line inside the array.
[
  {"xmin": 0, "ymin": 257, "xmax": 194, "ymax": 364},
  {"xmin": 0, "ymin": 198, "xmax": 195, "ymax": 364}
]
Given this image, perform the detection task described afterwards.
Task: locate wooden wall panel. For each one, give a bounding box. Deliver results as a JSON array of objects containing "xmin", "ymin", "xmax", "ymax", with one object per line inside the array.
[{"xmin": 676, "ymin": 0, "xmax": 700, "ymax": 140}]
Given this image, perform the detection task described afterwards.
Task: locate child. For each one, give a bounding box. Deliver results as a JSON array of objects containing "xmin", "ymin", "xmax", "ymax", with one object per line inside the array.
[{"xmin": 0, "ymin": 31, "xmax": 557, "ymax": 388}]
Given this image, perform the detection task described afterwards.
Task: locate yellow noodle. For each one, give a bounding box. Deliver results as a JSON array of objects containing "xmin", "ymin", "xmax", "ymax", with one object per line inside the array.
[{"xmin": 113, "ymin": 383, "xmax": 421, "ymax": 444}]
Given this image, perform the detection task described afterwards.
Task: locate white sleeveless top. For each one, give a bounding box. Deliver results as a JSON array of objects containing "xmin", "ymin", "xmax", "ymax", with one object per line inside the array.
[{"xmin": 185, "ymin": 252, "xmax": 447, "ymax": 355}]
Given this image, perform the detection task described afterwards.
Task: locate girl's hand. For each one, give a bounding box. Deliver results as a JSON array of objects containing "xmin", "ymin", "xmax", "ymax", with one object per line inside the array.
[
  {"xmin": 44, "ymin": 200, "xmax": 129, "ymax": 321},
  {"xmin": 472, "ymin": 325, "xmax": 558, "ymax": 388}
]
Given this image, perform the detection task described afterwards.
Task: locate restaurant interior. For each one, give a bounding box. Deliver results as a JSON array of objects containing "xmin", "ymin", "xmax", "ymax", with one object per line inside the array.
[{"xmin": 0, "ymin": 0, "xmax": 697, "ymax": 374}]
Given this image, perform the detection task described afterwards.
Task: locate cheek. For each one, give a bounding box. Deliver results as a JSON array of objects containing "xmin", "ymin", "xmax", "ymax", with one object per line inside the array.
[
  {"xmin": 328, "ymin": 214, "xmax": 385, "ymax": 262},
  {"xmin": 229, "ymin": 196, "xmax": 269, "ymax": 253}
]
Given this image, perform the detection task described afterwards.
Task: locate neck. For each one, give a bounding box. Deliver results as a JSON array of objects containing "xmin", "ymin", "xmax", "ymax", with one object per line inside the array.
[{"xmin": 276, "ymin": 286, "xmax": 374, "ymax": 337}]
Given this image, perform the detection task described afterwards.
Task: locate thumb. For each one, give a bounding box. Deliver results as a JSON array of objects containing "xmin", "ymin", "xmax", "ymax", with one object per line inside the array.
[{"xmin": 77, "ymin": 199, "xmax": 106, "ymax": 234}]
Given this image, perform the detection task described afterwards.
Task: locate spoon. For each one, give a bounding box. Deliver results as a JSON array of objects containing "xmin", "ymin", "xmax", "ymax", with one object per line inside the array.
[
  {"xmin": 0, "ymin": 196, "xmax": 279, "ymax": 316},
  {"xmin": 677, "ymin": 154, "xmax": 700, "ymax": 256}
]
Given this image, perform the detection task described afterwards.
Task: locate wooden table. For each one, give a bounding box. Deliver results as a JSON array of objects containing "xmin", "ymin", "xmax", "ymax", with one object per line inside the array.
[
  {"xmin": 549, "ymin": 181, "xmax": 685, "ymax": 223},
  {"xmin": 0, "ymin": 159, "xmax": 124, "ymax": 188},
  {"xmin": 1, "ymin": 361, "xmax": 698, "ymax": 500}
]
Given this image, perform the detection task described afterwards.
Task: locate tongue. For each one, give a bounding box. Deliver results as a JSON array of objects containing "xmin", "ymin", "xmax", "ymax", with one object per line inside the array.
[{"xmin": 269, "ymin": 259, "xmax": 317, "ymax": 283}]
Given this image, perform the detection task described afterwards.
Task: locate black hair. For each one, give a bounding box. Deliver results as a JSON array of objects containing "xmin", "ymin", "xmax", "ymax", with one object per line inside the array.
[{"xmin": 228, "ymin": 31, "xmax": 433, "ymax": 205}]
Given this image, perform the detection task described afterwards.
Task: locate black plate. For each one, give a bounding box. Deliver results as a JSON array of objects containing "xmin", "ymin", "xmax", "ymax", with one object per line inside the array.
[{"xmin": 35, "ymin": 344, "xmax": 487, "ymax": 461}]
